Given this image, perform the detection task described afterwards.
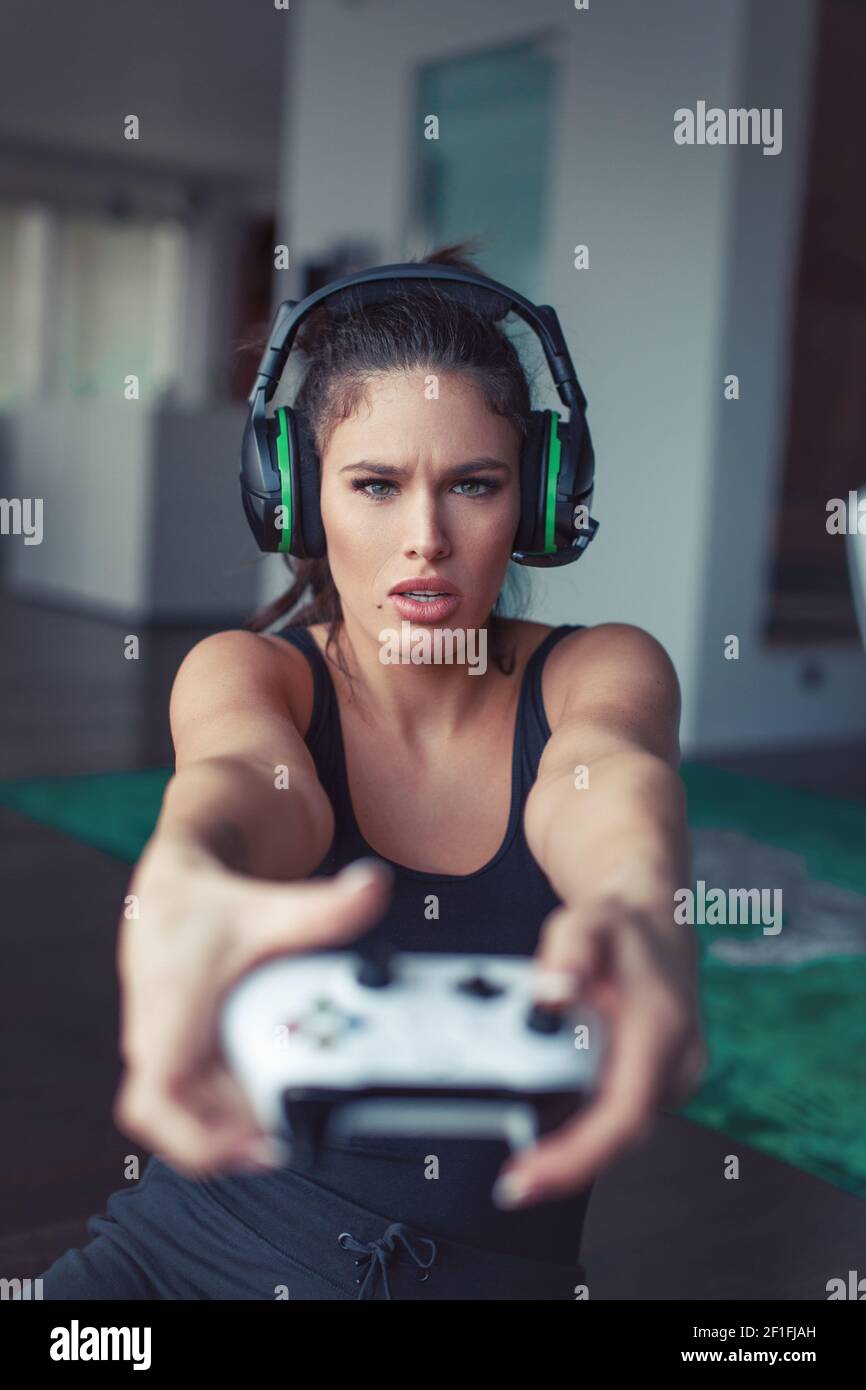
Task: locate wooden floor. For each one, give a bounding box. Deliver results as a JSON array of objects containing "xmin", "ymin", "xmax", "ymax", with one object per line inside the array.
[{"xmin": 2, "ymin": 591, "xmax": 865, "ymax": 1297}]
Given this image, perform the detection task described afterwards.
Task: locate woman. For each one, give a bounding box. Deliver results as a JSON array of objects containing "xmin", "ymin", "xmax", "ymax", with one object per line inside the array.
[{"xmin": 38, "ymin": 243, "xmax": 706, "ymax": 1300}]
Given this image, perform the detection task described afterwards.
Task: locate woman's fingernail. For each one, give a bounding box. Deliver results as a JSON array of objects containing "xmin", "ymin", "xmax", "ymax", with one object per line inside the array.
[
  {"xmin": 491, "ymin": 1170, "xmax": 534, "ymax": 1209},
  {"xmin": 533, "ymin": 968, "xmax": 580, "ymax": 1004},
  {"xmin": 339, "ymin": 857, "xmax": 390, "ymax": 889}
]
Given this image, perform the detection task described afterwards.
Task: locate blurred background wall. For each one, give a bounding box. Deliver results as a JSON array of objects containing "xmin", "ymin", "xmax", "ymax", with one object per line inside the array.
[
  {"xmin": 0, "ymin": 0, "xmax": 286, "ymax": 623},
  {"xmin": 1, "ymin": 0, "xmax": 864, "ymax": 758}
]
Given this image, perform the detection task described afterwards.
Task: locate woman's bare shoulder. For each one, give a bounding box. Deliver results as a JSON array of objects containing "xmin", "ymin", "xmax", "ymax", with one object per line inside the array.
[
  {"xmin": 545, "ymin": 621, "xmax": 676, "ymax": 673},
  {"xmin": 542, "ymin": 621, "xmax": 680, "ymax": 730},
  {"xmin": 253, "ymin": 626, "xmax": 317, "ymax": 737}
]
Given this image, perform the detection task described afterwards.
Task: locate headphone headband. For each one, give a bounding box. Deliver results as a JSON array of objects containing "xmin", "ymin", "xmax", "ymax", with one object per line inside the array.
[
  {"xmin": 249, "ymin": 263, "xmax": 587, "ymax": 412},
  {"xmin": 240, "ymin": 261, "xmax": 599, "ymax": 567}
]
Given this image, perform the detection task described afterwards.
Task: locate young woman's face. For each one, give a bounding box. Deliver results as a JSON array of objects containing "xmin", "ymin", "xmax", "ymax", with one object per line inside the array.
[{"xmin": 319, "ymin": 369, "xmax": 522, "ymax": 638}]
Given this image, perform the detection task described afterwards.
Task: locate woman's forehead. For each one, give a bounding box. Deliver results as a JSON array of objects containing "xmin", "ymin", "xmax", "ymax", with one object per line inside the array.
[{"xmin": 325, "ymin": 372, "xmax": 516, "ymax": 449}]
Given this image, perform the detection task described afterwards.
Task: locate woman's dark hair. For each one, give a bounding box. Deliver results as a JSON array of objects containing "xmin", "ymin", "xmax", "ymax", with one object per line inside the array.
[{"xmin": 240, "ymin": 238, "xmax": 533, "ymax": 684}]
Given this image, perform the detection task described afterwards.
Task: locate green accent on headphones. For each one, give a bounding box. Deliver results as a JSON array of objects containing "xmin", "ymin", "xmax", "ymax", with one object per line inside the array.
[
  {"xmin": 275, "ymin": 407, "xmax": 293, "ymax": 553},
  {"xmin": 544, "ymin": 410, "xmax": 562, "ymax": 552}
]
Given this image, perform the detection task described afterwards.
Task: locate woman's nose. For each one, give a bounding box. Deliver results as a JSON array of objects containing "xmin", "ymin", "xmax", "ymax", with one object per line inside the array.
[{"xmin": 402, "ymin": 500, "xmax": 450, "ymax": 559}]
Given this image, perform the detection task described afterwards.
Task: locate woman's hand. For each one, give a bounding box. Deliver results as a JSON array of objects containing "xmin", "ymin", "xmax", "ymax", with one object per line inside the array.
[
  {"xmin": 113, "ymin": 840, "xmax": 393, "ymax": 1180},
  {"xmin": 492, "ymin": 895, "xmax": 708, "ymax": 1209}
]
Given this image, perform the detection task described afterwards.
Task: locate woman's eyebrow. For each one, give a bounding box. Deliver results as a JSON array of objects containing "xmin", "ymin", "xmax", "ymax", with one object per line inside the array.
[{"xmin": 339, "ymin": 458, "xmax": 512, "ymax": 478}]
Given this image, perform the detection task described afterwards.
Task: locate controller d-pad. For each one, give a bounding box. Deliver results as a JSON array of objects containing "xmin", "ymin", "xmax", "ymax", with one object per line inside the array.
[{"xmin": 286, "ymin": 997, "xmax": 366, "ymax": 1048}]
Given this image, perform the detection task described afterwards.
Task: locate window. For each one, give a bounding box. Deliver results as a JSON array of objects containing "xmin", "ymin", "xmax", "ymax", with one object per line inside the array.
[
  {"xmin": 0, "ymin": 201, "xmax": 188, "ymax": 408},
  {"xmin": 412, "ymin": 40, "xmax": 556, "ymax": 301}
]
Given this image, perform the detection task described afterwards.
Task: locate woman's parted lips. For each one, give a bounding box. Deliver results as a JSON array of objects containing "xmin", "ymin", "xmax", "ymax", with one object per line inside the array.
[{"xmin": 388, "ymin": 577, "xmax": 461, "ymax": 596}]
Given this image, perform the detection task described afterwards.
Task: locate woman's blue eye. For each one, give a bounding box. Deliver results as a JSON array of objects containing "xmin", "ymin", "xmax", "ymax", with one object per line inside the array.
[
  {"xmin": 351, "ymin": 479, "xmax": 394, "ymax": 499},
  {"xmin": 350, "ymin": 477, "xmax": 500, "ymax": 501},
  {"xmin": 455, "ymin": 479, "xmax": 498, "ymax": 497}
]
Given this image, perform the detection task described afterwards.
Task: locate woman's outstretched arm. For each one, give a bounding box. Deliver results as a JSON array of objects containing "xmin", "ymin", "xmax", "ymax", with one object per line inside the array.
[
  {"xmin": 524, "ymin": 622, "xmax": 690, "ymax": 927},
  {"xmin": 153, "ymin": 629, "xmax": 336, "ymax": 881},
  {"xmin": 503, "ymin": 623, "xmax": 706, "ymax": 1208},
  {"xmin": 114, "ymin": 629, "xmax": 392, "ymax": 1176}
]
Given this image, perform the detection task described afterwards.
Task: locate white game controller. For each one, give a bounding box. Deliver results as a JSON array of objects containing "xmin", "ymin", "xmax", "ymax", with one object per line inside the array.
[{"xmin": 220, "ymin": 947, "xmax": 606, "ymax": 1165}]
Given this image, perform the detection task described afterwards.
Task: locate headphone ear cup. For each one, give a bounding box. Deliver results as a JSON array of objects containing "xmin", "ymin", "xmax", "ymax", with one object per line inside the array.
[
  {"xmin": 577, "ymin": 415, "xmax": 595, "ymax": 509},
  {"xmin": 292, "ymin": 410, "xmax": 326, "ymax": 559},
  {"xmin": 514, "ymin": 405, "xmax": 556, "ymax": 553},
  {"xmin": 515, "ymin": 410, "xmax": 551, "ymax": 554},
  {"xmin": 566, "ymin": 413, "xmax": 596, "ymax": 532}
]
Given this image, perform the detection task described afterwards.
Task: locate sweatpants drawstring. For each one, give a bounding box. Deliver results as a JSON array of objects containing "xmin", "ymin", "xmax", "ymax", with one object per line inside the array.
[{"xmin": 337, "ymin": 1222, "xmax": 438, "ymax": 1300}]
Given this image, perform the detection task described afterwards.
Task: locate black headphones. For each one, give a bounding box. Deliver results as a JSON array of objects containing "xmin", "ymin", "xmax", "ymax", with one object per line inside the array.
[{"xmin": 239, "ymin": 262, "xmax": 599, "ymax": 568}]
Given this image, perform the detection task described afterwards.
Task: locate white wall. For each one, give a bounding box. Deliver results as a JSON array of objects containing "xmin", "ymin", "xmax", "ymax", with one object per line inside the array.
[
  {"xmin": 5, "ymin": 400, "xmax": 259, "ymax": 622},
  {"xmin": 693, "ymin": 0, "xmax": 866, "ymax": 751},
  {"xmin": 6, "ymin": 400, "xmax": 152, "ymax": 613},
  {"xmin": 0, "ymin": 0, "xmax": 286, "ymax": 200},
  {"xmin": 0, "ymin": 0, "xmax": 288, "ymax": 621},
  {"xmin": 0, "ymin": 0, "xmax": 291, "ymax": 411},
  {"xmin": 273, "ymin": 0, "xmax": 863, "ymax": 753},
  {"xmin": 149, "ymin": 404, "xmax": 266, "ymax": 621},
  {"xmin": 532, "ymin": 0, "xmax": 750, "ymax": 750}
]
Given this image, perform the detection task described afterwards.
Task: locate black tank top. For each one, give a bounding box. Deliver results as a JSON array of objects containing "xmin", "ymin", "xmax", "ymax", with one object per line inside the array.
[
  {"xmin": 276, "ymin": 620, "xmax": 584, "ymax": 953},
  {"xmin": 265, "ymin": 619, "xmax": 594, "ymax": 1264}
]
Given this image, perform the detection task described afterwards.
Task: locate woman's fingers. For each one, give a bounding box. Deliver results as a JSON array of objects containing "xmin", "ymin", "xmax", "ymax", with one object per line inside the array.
[
  {"xmin": 225, "ymin": 858, "xmax": 394, "ymax": 978},
  {"xmin": 114, "ymin": 1065, "xmax": 281, "ymax": 1178},
  {"xmin": 498, "ymin": 1025, "xmax": 664, "ymax": 1201},
  {"xmin": 659, "ymin": 1036, "xmax": 710, "ymax": 1109},
  {"xmin": 495, "ymin": 921, "xmax": 685, "ymax": 1203},
  {"xmin": 115, "ymin": 858, "xmax": 395, "ymax": 1173},
  {"xmin": 532, "ymin": 905, "xmax": 606, "ymax": 1003}
]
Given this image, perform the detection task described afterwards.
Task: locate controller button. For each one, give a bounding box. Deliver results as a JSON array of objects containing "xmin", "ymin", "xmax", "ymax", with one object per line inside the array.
[
  {"xmin": 526, "ymin": 1002, "xmax": 564, "ymax": 1035},
  {"xmin": 356, "ymin": 956, "xmax": 392, "ymax": 988},
  {"xmin": 456, "ymin": 974, "xmax": 505, "ymax": 1000}
]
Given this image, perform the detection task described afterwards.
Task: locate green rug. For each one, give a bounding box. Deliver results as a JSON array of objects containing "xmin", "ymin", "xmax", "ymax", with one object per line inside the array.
[{"xmin": 1, "ymin": 762, "xmax": 865, "ymax": 1200}]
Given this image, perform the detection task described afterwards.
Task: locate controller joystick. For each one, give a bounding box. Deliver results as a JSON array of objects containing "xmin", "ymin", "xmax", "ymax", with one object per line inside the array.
[
  {"xmin": 356, "ymin": 951, "xmax": 393, "ymax": 989},
  {"xmin": 525, "ymin": 1001, "xmax": 566, "ymax": 1035}
]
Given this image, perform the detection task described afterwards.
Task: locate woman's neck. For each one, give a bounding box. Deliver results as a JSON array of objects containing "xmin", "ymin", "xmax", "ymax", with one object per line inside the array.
[{"xmin": 313, "ymin": 613, "xmax": 518, "ymax": 741}]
